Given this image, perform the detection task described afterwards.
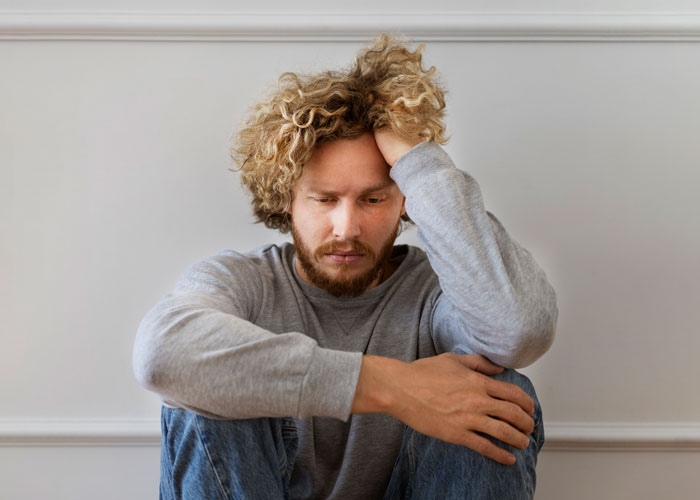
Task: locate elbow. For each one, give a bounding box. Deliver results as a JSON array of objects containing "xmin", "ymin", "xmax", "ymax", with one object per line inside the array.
[
  {"xmin": 492, "ymin": 297, "xmax": 558, "ymax": 369},
  {"xmin": 133, "ymin": 360, "xmax": 160, "ymax": 394},
  {"xmin": 132, "ymin": 315, "xmax": 171, "ymax": 395},
  {"xmin": 504, "ymin": 321, "xmax": 556, "ymax": 368},
  {"xmin": 133, "ymin": 350, "xmax": 163, "ymax": 394},
  {"xmin": 498, "ymin": 259, "xmax": 558, "ymax": 368},
  {"xmin": 513, "ymin": 300, "xmax": 559, "ymax": 368}
]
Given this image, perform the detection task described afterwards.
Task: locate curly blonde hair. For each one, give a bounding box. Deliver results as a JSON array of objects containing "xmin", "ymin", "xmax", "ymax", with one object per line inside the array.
[{"xmin": 231, "ymin": 33, "xmax": 448, "ymax": 233}]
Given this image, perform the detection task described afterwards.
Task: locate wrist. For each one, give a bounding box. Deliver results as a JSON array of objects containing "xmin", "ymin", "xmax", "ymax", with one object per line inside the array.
[{"xmin": 351, "ymin": 355, "xmax": 407, "ymax": 415}]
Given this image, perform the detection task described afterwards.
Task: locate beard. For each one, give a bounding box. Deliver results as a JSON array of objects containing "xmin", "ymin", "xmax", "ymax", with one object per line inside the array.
[{"xmin": 291, "ymin": 221, "xmax": 400, "ymax": 297}]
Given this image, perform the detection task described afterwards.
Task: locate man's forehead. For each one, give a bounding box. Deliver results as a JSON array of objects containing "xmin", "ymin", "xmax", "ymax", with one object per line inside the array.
[{"xmin": 295, "ymin": 133, "xmax": 395, "ymax": 192}]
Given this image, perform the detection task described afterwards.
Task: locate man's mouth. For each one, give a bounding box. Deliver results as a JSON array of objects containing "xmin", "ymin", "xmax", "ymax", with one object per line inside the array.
[{"xmin": 325, "ymin": 251, "xmax": 365, "ymax": 264}]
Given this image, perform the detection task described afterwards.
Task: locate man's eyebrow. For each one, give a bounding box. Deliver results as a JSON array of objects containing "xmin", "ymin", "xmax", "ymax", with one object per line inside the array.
[
  {"xmin": 304, "ymin": 181, "xmax": 395, "ymax": 196},
  {"xmin": 360, "ymin": 181, "xmax": 395, "ymax": 195}
]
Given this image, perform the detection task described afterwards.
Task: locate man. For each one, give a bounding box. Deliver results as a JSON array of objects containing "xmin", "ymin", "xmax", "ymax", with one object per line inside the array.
[{"xmin": 133, "ymin": 34, "xmax": 557, "ymax": 499}]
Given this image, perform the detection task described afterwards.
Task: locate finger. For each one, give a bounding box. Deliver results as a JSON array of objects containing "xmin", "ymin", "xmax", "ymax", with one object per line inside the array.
[
  {"xmin": 462, "ymin": 431, "xmax": 516, "ymax": 465},
  {"xmin": 488, "ymin": 399, "xmax": 535, "ymax": 435},
  {"xmin": 486, "ymin": 379, "xmax": 535, "ymax": 415},
  {"xmin": 450, "ymin": 354, "xmax": 504, "ymax": 375},
  {"xmin": 477, "ymin": 413, "xmax": 531, "ymax": 448}
]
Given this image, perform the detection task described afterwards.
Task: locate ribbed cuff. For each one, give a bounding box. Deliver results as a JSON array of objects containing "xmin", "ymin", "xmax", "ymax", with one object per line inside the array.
[{"xmin": 297, "ymin": 347, "xmax": 364, "ymax": 421}]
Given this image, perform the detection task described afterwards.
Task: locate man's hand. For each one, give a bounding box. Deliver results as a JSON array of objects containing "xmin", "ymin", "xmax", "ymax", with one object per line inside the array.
[
  {"xmin": 373, "ymin": 128, "xmax": 423, "ymax": 167},
  {"xmin": 351, "ymin": 353, "xmax": 535, "ymax": 465}
]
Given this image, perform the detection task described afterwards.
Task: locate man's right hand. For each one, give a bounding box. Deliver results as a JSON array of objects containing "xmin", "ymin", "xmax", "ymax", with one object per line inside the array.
[{"xmin": 351, "ymin": 353, "xmax": 535, "ymax": 465}]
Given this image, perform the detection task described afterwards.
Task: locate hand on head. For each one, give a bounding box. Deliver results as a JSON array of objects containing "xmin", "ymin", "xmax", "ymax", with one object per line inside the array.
[{"xmin": 373, "ymin": 128, "xmax": 424, "ymax": 167}]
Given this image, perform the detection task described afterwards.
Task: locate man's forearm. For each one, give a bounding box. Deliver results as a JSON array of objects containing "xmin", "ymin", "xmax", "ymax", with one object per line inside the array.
[
  {"xmin": 351, "ymin": 353, "xmax": 537, "ymax": 465},
  {"xmin": 134, "ymin": 289, "xmax": 363, "ymax": 421}
]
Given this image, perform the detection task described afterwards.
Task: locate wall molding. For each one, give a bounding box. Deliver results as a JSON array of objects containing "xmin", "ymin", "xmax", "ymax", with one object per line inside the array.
[
  {"xmin": 1, "ymin": 11, "xmax": 700, "ymax": 42},
  {"xmin": 543, "ymin": 422, "xmax": 700, "ymax": 451},
  {"xmin": 1, "ymin": 419, "xmax": 700, "ymax": 450},
  {"xmin": 0, "ymin": 418, "xmax": 160, "ymax": 447}
]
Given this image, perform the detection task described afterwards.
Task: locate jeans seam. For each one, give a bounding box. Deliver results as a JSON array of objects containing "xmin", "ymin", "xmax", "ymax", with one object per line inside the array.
[
  {"xmin": 280, "ymin": 419, "xmax": 298, "ymax": 494},
  {"xmin": 193, "ymin": 415, "xmax": 231, "ymax": 500},
  {"xmin": 405, "ymin": 430, "xmax": 416, "ymax": 500},
  {"xmin": 160, "ymin": 411, "xmax": 176, "ymax": 500}
]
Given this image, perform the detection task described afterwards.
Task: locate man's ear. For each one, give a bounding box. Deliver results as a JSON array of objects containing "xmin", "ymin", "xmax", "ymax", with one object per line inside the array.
[{"xmin": 400, "ymin": 196, "xmax": 406, "ymax": 217}]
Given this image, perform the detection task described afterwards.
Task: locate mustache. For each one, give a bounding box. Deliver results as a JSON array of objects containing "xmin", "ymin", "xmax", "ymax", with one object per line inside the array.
[{"xmin": 314, "ymin": 240, "xmax": 376, "ymax": 261}]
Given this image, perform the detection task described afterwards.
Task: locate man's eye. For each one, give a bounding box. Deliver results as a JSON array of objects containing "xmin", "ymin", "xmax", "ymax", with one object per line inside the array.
[
  {"xmin": 314, "ymin": 198, "xmax": 331, "ymax": 203},
  {"xmin": 366, "ymin": 198, "xmax": 383, "ymax": 204}
]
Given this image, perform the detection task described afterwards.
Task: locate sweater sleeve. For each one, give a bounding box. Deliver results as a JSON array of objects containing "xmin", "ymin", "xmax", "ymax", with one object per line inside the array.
[
  {"xmin": 390, "ymin": 142, "xmax": 557, "ymax": 368},
  {"xmin": 132, "ymin": 249, "xmax": 363, "ymax": 421}
]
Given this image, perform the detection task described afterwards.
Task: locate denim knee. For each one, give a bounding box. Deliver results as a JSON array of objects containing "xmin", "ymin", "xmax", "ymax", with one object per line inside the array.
[
  {"xmin": 160, "ymin": 407, "xmax": 298, "ymax": 500},
  {"xmin": 384, "ymin": 368, "xmax": 545, "ymax": 500}
]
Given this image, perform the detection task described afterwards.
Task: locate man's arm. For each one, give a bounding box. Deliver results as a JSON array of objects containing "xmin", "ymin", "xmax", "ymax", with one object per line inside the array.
[
  {"xmin": 375, "ymin": 129, "xmax": 557, "ymax": 368},
  {"xmin": 351, "ymin": 353, "xmax": 534, "ymax": 465},
  {"xmin": 132, "ymin": 249, "xmax": 363, "ymax": 421},
  {"xmin": 367, "ymin": 129, "xmax": 556, "ymax": 464}
]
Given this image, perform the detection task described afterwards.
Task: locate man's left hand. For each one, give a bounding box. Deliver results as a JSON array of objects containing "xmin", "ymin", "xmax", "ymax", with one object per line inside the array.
[{"xmin": 373, "ymin": 128, "xmax": 423, "ymax": 167}]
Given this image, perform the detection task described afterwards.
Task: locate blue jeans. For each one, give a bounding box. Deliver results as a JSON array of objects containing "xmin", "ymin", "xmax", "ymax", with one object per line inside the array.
[{"xmin": 159, "ymin": 369, "xmax": 544, "ymax": 499}]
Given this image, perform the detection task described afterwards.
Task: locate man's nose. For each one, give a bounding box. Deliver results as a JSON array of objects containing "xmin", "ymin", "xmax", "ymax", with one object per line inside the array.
[{"xmin": 332, "ymin": 202, "xmax": 362, "ymax": 240}]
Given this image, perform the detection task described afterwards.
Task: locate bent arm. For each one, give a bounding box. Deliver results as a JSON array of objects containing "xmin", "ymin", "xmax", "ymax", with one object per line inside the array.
[
  {"xmin": 132, "ymin": 252, "xmax": 363, "ymax": 420},
  {"xmin": 390, "ymin": 142, "xmax": 557, "ymax": 368}
]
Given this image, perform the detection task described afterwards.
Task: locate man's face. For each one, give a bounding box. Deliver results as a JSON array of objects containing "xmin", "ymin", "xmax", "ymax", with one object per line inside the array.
[{"xmin": 289, "ymin": 133, "xmax": 406, "ymax": 296}]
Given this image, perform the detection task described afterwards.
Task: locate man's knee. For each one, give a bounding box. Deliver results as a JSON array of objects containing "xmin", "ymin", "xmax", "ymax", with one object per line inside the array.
[{"xmin": 160, "ymin": 408, "xmax": 298, "ymax": 499}]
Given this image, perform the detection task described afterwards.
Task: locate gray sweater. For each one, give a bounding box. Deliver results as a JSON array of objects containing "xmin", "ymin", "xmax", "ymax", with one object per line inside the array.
[{"xmin": 133, "ymin": 142, "xmax": 557, "ymax": 499}]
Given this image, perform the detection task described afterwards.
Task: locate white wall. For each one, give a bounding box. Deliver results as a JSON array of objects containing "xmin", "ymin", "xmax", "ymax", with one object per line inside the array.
[{"xmin": 2, "ymin": 3, "xmax": 699, "ymax": 498}]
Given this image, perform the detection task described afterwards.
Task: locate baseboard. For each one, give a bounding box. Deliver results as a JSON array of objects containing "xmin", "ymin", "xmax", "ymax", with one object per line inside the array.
[
  {"xmin": 1, "ymin": 11, "xmax": 700, "ymax": 41},
  {"xmin": 2, "ymin": 419, "xmax": 699, "ymax": 450},
  {"xmin": 543, "ymin": 422, "xmax": 700, "ymax": 451},
  {"xmin": 0, "ymin": 418, "xmax": 160, "ymax": 447}
]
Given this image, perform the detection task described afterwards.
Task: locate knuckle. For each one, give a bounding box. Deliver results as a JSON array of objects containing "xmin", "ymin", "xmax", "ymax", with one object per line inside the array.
[
  {"xmin": 507, "ymin": 404, "xmax": 522, "ymax": 422},
  {"xmin": 445, "ymin": 429, "xmax": 462, "ymax": 445},
  {"xmin": 459, "ymin": 411, "xmax": 478, "ymax": 430},
  {"xmin": 471, "ymin": 395, "xmax": 490, "ymax": 413},
  {"xmin": 506, "ymin": 384, "xmax": 522, "ymax": 400},
  {"xmin": 526, "ymin": 416, "xmax": 535, "ymax": 434},
  {"xmin": 500, "ymin": 421, "xmax": 520, "ymax": 441},
  {"xmin": 495, "ymin": 420, "xmax": 511, "ymax": 434},
  {"xmin": 473, "ymin": 440, "xmax": 491, "ymax": 455}
]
